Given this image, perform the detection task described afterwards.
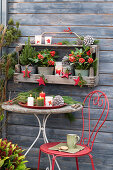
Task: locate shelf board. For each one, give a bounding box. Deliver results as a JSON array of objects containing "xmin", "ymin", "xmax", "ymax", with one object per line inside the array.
[{"xmin": 14, "ymin": 73, "xmax": 99, "ymax": 87}]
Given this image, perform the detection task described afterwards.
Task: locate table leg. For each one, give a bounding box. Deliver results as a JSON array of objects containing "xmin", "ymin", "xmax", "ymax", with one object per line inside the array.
[
  {"xmin": 42, "ymin": 114, "xmax": 61, "ymax": 170},
  {"xmin": 24, "ymin": 114, "xmax": 42, "ymax": 156},
  {"xmin": 24, "ymin": 113, "xmax": 61, "ymax": 170}
]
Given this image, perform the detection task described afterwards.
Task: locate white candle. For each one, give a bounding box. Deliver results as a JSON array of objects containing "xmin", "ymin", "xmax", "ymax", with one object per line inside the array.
[
  {"xmin": 35, "ymin": 35, "xmax": 42, "ymax": 44},
  {"xmin": 45, "ymin": 37, "xmax": 52, "ymax": 45},
  {"xmin": 45, "ymin": 96, "xmax": 53, "ymax": 106},
  {"xmin": 27, "ymin": 94, "xmax": 34, "ymax": 106}
]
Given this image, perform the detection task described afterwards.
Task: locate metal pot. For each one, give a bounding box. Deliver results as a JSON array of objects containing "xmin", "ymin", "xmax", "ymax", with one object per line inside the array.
[
  {"xmin": 38, "ymin": 67, "xmax": 54, "ymax": 75},
  {"xmin": 21, "ymin": 65, "xmax": 36, "ymax": 74},
  {"xmin": 75, "ymin": 69, "xmax": 89, "ymax": 76},
  {"xmin": 62, "ymin": 65, "xmax": 74, "ymax": 75}
]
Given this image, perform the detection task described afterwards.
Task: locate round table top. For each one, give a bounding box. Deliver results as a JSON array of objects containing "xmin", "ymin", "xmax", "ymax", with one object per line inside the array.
[{"xmin": 2, "ymin": 103, "xmax": 83, "ymax": 115}]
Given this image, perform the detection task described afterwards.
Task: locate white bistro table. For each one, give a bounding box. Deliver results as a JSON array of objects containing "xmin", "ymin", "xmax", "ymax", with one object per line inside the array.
[{"xmin": 2, "ymin": 103, "xmax": 82, "ymax": 170}]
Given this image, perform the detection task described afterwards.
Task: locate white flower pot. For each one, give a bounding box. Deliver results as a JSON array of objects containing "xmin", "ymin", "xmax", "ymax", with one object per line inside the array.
[{"xmin": 38, "ymin": 67, "xmax": 54, "ymax": 75}]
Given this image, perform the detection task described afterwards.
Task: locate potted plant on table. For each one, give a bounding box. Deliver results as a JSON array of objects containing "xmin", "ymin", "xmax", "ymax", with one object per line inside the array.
[
  {"xmin": 19, "ymin": 37, "xmax": 36, "ymax": 74},
  {"xmin": 29, "ymin": 49, "xmax": 59, "ymax": 75},
  {"xmin": 0, "ymin": 138, "xmax": 29, "ymax": 170},
  {"xmin": 67, "ymin": 45, "xmax": 97, "ymax": 76}
]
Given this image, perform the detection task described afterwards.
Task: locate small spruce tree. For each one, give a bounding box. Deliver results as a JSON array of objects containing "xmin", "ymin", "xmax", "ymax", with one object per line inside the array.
[{"xmin": 19, "ymin": 37, "xmax": 36, "ymax": 65}]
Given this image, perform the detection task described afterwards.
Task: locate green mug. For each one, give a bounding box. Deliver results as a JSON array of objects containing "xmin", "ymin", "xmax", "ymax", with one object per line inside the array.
[{"xmin": 67, "ymin": 134, "xmax": 80, "ymax": 149}]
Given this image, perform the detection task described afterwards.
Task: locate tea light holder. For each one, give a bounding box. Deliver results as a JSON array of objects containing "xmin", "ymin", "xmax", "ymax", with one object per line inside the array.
[
  {"xmin": 35, "ymin": 35, "xmax": 42, "ymax": 44},
  {"xmin": 45, "ymin": 96, "xmax": 53, "ymax": 106},
  {"xmin": 55, "ymin": 62, "xmax": 63, "ymax": 76},
  {"xmin": 45, "ymin": 37, "xmax": 52, "ymax": 45},
  {"xmin": 39, "ymin": 91, "xmax": 45, "ymax": 105},
  {"xmin": 37, "ymin": 96, "xmax": 44, "ymax": 106}
]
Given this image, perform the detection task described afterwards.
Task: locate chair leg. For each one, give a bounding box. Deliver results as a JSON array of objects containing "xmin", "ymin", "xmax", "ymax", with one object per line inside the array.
[
  {"xmin": 52, "ymin": 155, "xmax": 56, "ymax": 170},
  {"xmin": 88, "ymin": 153, "xmax": 95, "ymax": 170},
  {"xmin": 75, "ymin": 157, "xmax": 79, "ymax": 170},
  {"xmin": 37, "ymin": 149, "xmax": 41, "ymax": 170}
]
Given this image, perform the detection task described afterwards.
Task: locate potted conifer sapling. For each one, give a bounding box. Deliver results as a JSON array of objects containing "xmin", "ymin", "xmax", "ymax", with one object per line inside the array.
[{"xmin": 19, "ymin": 37, "xmax": 36, "ymax": 74}]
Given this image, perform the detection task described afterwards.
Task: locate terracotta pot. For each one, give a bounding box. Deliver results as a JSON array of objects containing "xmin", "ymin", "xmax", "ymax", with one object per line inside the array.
[
  {"xmin": 75, "ymin": 69, "xmax": 89, "ymax": 76},
  {"xmin": 38, "ymin": 67, "xmax": 54, "ymax": 75}
]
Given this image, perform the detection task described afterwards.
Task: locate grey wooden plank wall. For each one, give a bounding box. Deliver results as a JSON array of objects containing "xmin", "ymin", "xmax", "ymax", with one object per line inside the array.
[{"xmin": 5, "ymin": 0, "xmax": 113, "ymax": 169}]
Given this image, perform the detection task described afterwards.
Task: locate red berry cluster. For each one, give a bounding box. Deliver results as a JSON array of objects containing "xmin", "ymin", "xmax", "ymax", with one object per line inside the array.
[
  {"xmin": 48, "ymin": 60, "xmax": 55, "ymax": 65},
  {"xmin": 88, "ymin": 58, "xmax": 93, "ymax": 63},
  {"xmin": 86, "ymin": 50, "xmax": 91, "ymax": 56},
  {"xmin": 69, "ymin": 56, "xmax": 76, "ymax": 62},
  {"xmin": 50, "ymin": 51, "xmax": 55, "ymax": 57},
  {"xmin": 38, "ymin": 54, "xmax": 44, "ymax": 59},
  {"xmin": 79, "ymin": 58, "xmax": 85, "ymax": 63}
]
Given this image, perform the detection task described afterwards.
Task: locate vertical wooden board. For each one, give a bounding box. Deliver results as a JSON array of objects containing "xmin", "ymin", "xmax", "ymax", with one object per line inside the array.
[
  {"xmin": 0, "ymin": 0, "xmax": 1, "ymax": 24},
  {"xmin": 2, "ymin": 0, "xmax": 7, "ymax": 26}
]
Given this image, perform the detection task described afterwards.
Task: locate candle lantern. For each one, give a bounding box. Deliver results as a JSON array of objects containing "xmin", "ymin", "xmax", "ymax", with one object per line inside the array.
[
  {"xmin": 35, "ymin": 35, "xmax": 42, "ymax": 44},
  {"xmin": 39, "ymin": 92, "xmax": 45, "ymax": 105},
  {"xmin": 55, "ymin": 62, "xmax": 63, "ymax": 76},
  {"xmin": 37, "ymin": 97, "xmax": 44, "ymax": 106},
  {"xmin": 27, "ymin": 94, "xmax": 34, "ymax": 106},
  {"xmin": 45, "ymin": 37, "xmax": 52, "ymax": 45},
  {"xmin": 45, "ymin": 96, "xmax": 53, "ymax": 107}
]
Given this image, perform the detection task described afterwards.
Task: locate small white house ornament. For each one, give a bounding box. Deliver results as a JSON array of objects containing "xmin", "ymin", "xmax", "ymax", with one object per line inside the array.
[
  {"xmin": 45, "ymin": 37, "xmax": 52, "ymax": 45},
  {"xmin": 35, "ymin": 35, "xmax": 42, "ymax": 44}
]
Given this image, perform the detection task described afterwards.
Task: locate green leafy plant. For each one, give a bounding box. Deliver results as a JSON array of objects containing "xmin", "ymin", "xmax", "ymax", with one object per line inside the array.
[
  {"xmin": 29, "ymin": 49, "xmax": 59, "ymax": 67},
  {"xmin": 0, "ymin": 138, "xmax": 30, "ymax": 170},
  {"xmin": 66, "ymin": 45, "xmax": 97, "ymax": 70},
  {"xmin": 0, "ymin": 18, "xmax": 21, "ymax": 47},
  {"xmin": 78, "ymin": 73, "xmax": 87, "ymax": 87},
  {"xmin": 19, "ymin": 37, "xmax": 36, "ymax": 66},
  {"xmin": 6, "ymin": 87, "xmax": 42, "ymax": 105}
]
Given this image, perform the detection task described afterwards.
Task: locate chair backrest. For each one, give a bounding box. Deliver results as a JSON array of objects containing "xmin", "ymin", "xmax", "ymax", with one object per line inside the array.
[{"xmin": 80, "ymin": 90, "xmax": 109, "ymax": 150}]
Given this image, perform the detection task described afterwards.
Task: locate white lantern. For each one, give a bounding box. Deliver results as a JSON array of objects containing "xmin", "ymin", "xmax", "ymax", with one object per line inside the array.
[
  {"xmin": 45, "ymin": 96, "xmax": 53, "ymax": 106},
  {"xmin": 35, "ymin": 35, "xmax": 42, "ymax": 44},
  {"xmin": 55, "ymin": 62, "xmax": 63, "ymax": 76},
  {"xmin": 45, "ymin": 37, "xmax": 52, "ymax": 45}
]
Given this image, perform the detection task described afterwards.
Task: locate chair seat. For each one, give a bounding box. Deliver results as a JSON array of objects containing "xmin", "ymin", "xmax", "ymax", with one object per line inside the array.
[{"xmin": 40, "ymin": 142, "xmax": 91, "ymax": 157}]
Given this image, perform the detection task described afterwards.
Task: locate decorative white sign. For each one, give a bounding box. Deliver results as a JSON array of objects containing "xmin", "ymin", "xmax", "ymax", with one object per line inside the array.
[
  {"xmin": 35, "ymin": 35, "xmax": 42, "ymax": 44},
  {"xmin": 45, "ymin": 37, "xmax": 52, "ymax": 45}
]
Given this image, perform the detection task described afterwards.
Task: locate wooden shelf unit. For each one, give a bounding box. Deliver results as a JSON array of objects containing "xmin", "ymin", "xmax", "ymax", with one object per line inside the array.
[{"xmin": 15, "ymin": 44, "xmax": 99, "ymax": 87}]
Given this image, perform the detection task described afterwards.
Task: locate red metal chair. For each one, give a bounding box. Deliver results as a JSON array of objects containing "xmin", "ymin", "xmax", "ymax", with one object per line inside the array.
[{"xmin": 37, "ymin": 90, "xmax": 109, "ymax": 170}]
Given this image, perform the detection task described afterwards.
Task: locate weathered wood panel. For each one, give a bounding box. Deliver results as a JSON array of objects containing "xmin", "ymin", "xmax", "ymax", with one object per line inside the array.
[
  {"xmin": 8, "ymin": 0, "xmax": 113, "ymax": 2},
  {"xmin": 8, "ymin": 2, "xmax": 113, "ymax": 14},
  {"xmin": 5, "ymin": 0, "xmax": 113, "ymax": 169},
  {"xmin": 7, "ymin": 14, "xmax": 113, "ymax": 28}
]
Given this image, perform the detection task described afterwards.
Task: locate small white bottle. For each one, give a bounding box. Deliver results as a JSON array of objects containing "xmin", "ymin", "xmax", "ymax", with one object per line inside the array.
[{"xmin": 27, "ymin": 94, "xmax": 34, "ymax": 106}]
